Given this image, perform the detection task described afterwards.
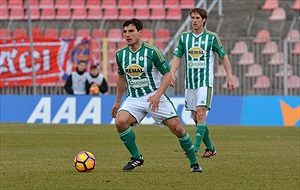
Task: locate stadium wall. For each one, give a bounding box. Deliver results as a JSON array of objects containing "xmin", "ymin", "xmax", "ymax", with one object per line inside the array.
[{"xmin": 0, "ymin": 95, "xmax": 299, "ymax": 127}]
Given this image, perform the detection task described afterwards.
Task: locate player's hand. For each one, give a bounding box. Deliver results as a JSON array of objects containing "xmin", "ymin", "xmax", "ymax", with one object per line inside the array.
[
  {"xmin": 147, "ymin": 94, "xmax": 160, "ymax": 112},
  {"xmin": 170, "ymin": 73, "xmax": 176, "ymax": 87},
  {"xmin": 111, "ymin": 102, "xmax": 120, "ymax": 118},
  {"xmin": 227, "ymin": 75, "xmax": 234, "ymax": 93}
]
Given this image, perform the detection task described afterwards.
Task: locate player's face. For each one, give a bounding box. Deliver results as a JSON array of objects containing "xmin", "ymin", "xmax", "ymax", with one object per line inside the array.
[
  {"xmin": 190, "ymin": 12, "xmax": 205, "ymax": 32},
  {"xmin": 123, "ymin": 24, "xmax": 142, "ymax": 46}
]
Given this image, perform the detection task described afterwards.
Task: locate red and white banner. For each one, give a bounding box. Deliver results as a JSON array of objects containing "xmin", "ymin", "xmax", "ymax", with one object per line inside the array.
[{"xmin": 0, "ymin": 37, "xmax": 91, "ymax": 87}]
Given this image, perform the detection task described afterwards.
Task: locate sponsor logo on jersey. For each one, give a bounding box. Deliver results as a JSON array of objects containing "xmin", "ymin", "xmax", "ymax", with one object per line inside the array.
[
  {"xmin": 188, "ymin": 47, "xmax": 203, "ymax": 58},
  {"xmin": 187, "ymin": 60, "xmax": 205, "ymax": 68},
  {"xmin": 125, "ymin": 64, "xmax": 144, "ymax": 77},
  {"xmin": 129, "ymin": 78, "xmax": 148, "ymax": 88}
]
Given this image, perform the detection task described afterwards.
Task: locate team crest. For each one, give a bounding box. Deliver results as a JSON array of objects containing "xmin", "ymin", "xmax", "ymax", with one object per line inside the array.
[
  {"xmin": 188, "ymin": 47, "xmax": 203, "ymax": 58},
  {"xmin": 69, "ymin": 40, "xmax": 90, "ymax": 67},
  {"xmin": 125, "ymin": 64, "xmax": 144, "ymax": 78}
]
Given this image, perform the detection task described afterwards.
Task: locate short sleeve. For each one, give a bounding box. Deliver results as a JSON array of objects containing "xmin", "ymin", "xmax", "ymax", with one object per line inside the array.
[
  {"xmin": 173, "ymin": 35, "xmax": 184, "ymax": 58},
  {"xmin": 116, "ymin": 51, "xmax": 125, "ymax": 75},
  {"xmin": 212, "ymin": 34, "xmax": 226, "ymax": 58},
  {"xmin": 152, "ymin": 48, "xmax": 170, "ymax": 75}
]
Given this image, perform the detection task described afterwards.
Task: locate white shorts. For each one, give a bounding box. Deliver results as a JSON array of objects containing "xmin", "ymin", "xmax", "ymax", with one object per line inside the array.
[
  {"xmin": 184, "ymin": 86, "xmax": 213, "ymax": 111},
  {"xmin": 119, "ymin": 91, "xmax": 179, "ymax": 126}
]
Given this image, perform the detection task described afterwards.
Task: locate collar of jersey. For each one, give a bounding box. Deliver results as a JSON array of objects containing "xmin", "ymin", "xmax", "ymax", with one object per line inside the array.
[
  {"xmin": 192, "ymin": 29, "xmax": 205, "ymax": 38},
  {"xmin": 129, "ymin": 41, "xmax": 144, "ymax": 53}
]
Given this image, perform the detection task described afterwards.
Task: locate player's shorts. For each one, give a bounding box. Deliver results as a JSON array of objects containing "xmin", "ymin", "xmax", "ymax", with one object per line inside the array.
[
  {"xmin": 184, "ymin": 86, "xmax": 213, "ymax": 111},
  {"xmin": 118, "ymin": 90, "xmax": 179, "ymax": 126}
]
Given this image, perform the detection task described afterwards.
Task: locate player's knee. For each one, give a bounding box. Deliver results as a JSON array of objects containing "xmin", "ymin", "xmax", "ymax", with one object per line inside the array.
[
  {"xmin": 196, "ymin": 108, "xmax": 207, "ymax": 122},
  {"xmin": 174, "ymin": 126, "xmax": 186, "ymax": 137},
  {"xmin": 169, "ymin": 122, "xmax": 186, "ymax": 137},
  {"xmin": 115, "ymin": 117, "xmax": 130, "ymax": 131}
]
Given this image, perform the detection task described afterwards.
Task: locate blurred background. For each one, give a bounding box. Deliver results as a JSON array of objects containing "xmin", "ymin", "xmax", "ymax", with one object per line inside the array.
[{"xmin": 0, "ymin": 0, "xmax": 299, "ymax": 96}]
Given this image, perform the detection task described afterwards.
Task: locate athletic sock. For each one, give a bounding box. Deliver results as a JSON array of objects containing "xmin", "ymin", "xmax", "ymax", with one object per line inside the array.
[
  {"xmin": 203, "ymin": 125, "xmax": 214, "ymax": 150},
  {"xmin": 193, "ymin": 122, "xmax": 206, "ymax": 152},
  {"xmin": 118, "ymin": 127, "xmax": 141, "ymax": 159},
  {"xmin": 178, "ymin": 132, "xmax": 198, "ymax": 166}
]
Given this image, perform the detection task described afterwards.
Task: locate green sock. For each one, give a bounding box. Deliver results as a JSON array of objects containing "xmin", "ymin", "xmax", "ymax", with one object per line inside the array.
[
  {"xmin": 193, "ymin": 122, "xmax": 207, "ymax": 152},
  {"xmin": 203, "ymin": 125, "xmax": 214, "ymax": 150},
  {"xmin": 118, "ymin": 127, "xmax": 141, "ymax": 159},
  {"xmin": 178, "ymin": 132, "xmax": 198, "ymax": 166}
]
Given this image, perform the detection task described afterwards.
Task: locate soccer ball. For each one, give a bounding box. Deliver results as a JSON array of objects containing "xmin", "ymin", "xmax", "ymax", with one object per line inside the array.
[
  {"xmin": 74, "ymin": 151, "xmax": 96, "ymax": 172},
  {"xmin": 89, "ymin": 85, "xmax": 99, "ymax": 95}
]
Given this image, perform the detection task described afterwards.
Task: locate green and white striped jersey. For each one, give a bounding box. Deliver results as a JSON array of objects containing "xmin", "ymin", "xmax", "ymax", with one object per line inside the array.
[
  {"xmin": 173, "ymin": 29, "xmax": 226, "ymax": 89},
  {"xmin": 116, "ymin": 42, "xmax": 170, "ymax": 97}
]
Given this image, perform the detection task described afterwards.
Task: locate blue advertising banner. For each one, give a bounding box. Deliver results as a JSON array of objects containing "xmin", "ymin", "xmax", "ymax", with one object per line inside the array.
[
  {"xmin": 207, "ymin": 96, "xmax": 243, "ymax": 125},
  {"xmin": 0, "ymin": 95, "xmax": 242, "ymax": 125},
  {"xmin": 241, "ymin": 96, "xmax": 300, "ymax": 127},
  {"xmin": 0, "ymin": 95, "xmax": 299, "ymax": 126}
]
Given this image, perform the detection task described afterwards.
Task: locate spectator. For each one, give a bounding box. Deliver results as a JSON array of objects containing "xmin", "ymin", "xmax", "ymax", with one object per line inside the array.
[
  {"xmin": 87, "ymin": 65, "xmax": 108, "ymax": 94},
  {"xmin": 64, "ymin": 61, "xmax": 90, "ymax": 95}
]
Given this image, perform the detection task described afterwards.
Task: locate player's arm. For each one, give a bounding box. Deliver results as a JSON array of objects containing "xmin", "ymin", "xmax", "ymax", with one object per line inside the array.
[
  {"xmin": 170, "ymin": 37, "xmax": 184, "ymax": 87},
  {"xmin": 212, "ymin": 34, "xmax": 234, "ymax": 92},
  {"xmin": 148, "ymin": 71, "xmax": 172, "ymax": 112},
  {"xmin": 221, "ymin": 55, "xmax": 234, "ymax": 92},
  {"xmin": 155, "ymin": 71, "xmax": 172, "ymax": 98},
  {"xmin": 111, "ymin": 74, "xmax": 126, "ymax": 118},
  {"xmin": 170, "ymin": 56, "xmax": 181, "ymax": 87},
  {"xmin": 111, "ymin": 51, "xmax": 126, "ymax": 117},
  {"xmin": 115, "ymin": 74, "xmax": 126, "ymax": 102},
  {"xmin": 148, "ymin": 48, "xmax": 172, "ymax": 111}
]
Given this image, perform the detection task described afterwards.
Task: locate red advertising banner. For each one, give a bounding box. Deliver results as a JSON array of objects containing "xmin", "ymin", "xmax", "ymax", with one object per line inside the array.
[{"xmin": 0, "ymin": 37, "xmax": 91, "ymax": 87}]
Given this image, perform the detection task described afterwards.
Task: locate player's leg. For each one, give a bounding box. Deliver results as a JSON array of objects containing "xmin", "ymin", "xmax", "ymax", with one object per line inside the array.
[
  {"xmin": 195, "ymin": 87, "xmax": 216, "ymax": 158},
  {"xmin": 115, "ymin": 97, "xmax": 147, "ymax": 170},
  {"xmin": 193, "ymin": 107, "xmax": 207, "ymax": 154},
  {"xmin": 150, "ymin": 94, "xmax": 201, "ymax": 172},
  {"xmin": 184, "ymin": 89, "xmax": 202, "ymax": 155},
  {"xmin": 115, "ymin": 110, "xmax": 141, "ymax": 159},
  {"xmin": 163, "ymin": 117, "xmax": 202, "ymax": 172}
]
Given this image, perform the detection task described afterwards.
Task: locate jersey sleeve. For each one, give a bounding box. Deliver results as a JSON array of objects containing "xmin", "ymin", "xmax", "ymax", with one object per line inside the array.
[
  {"xmin": 115, "ymin": 51, "xmax": 125, "ymax": 75},
  {"xmin": 212, "ymin": 34, "xmax": 226, "ymax": 58},
  {"xmin": 173, "ymin": 35, "xmax": 184, "ymax": 58},
  {"xmin": 152, "ymin": 47, "xmax": 170, "ymax": 75}
]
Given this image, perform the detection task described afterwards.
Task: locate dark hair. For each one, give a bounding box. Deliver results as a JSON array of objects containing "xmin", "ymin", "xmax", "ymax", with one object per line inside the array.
[
  {"xmin": 189, "ymin": 8, "xmax": 208, "ymax": 27},
  {"xmin": 79, "ymin": 60, "xmax": 87, "ymax": 64},
  {"xmin": 123, "ymin": 18, "xmax": 143, "ymax": 31},
  {"xmin": 91, "ymin": 65, "xmax": 98, "ymax": 69}
]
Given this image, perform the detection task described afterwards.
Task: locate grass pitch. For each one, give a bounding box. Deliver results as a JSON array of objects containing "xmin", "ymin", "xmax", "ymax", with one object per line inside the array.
[{"xmin": 0, "ymin": 123, "xmax": 299, "ymax": 190}]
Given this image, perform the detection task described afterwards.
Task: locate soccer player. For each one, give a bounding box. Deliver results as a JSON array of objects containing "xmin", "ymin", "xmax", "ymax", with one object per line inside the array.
[
  {"xmin": 170, "ymin": 8, "xmax": 234, "ymax": 158},
  {"xmin": 111, "ymin": 18, "xmax": 202, "ymax": 173},
  {"xmin": 87, "ymin": 65, "xmax": 108, "ymax": 94}
]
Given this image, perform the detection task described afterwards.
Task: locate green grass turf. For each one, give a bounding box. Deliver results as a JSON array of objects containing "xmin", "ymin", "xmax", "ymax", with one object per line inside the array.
[{"xmin": 0, "ymin": 123, "xmax": 299, "ymax": 190}]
